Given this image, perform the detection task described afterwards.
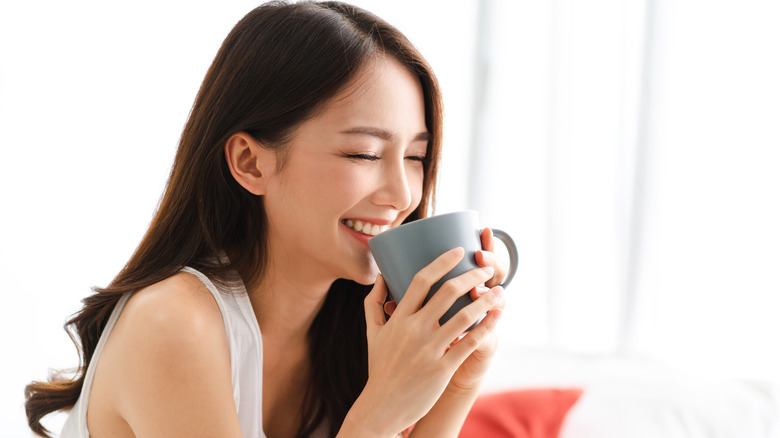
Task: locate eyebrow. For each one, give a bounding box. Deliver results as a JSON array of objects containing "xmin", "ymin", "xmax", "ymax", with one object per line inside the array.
[{"xmin": 340, "ymin": 127, "xmax": 431, "ymax": 142}]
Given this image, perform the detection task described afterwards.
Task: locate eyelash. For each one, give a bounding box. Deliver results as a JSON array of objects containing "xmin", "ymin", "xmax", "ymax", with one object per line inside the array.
[
  {"xmin": 347, "ymin": 153, "xmax": 380, "ymax": 161},
  {"xmin": 346, "ymin": 154, "xmax": 428, "ymax": 163}
]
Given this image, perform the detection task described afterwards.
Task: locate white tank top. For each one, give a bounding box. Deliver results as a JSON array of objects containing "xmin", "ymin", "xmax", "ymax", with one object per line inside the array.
[{"xmin": 60, "ymin": 266, "xmax": 319, "ymax": 438}]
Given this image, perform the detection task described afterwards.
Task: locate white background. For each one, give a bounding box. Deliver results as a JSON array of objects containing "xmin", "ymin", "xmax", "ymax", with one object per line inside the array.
[{"xmin": 2, "ymin": 1, "xmax": 780, "ymax": 436}]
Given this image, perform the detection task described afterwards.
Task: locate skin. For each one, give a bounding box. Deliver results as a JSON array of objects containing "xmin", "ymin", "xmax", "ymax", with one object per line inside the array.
[{"xmin": 85, "ymin": 56, "xmax": 507, "ymax": 438}]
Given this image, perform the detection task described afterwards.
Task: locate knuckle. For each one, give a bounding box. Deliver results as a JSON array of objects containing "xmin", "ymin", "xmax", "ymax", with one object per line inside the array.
[
  {"xmin": 460, "ymin": 332, "xmax": 482, "ymax": 350},
  {"xmin": 406, "ymin": 314, "xmax": 422, "ymax": 328},
  {"xmin": 412, "ymin": 269, "xmax": 434, "ymax": 288},
  {"xmin": 439, "ymin": 281, "xmax": 464, "ymax": 301},
  {"xmin": 478, "ymin": 291, "xmax": 498, "ymax": 307},
  {"xmin": 479, "ymin": 336, "xmax": 498, "ymax": 356},
  {"xmin": 454, "ymin": 307, "xmax": 480, "ymax": 327},
  {"xmin": 444, "ymin": 273, "xmax": 479, "ymax": 297},
  {"xmin": 481, "ymin": 312, "xmax": 498, "ymax": 330}
]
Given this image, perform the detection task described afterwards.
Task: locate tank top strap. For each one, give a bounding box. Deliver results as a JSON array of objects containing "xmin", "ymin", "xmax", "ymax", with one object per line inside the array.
[{"xmin": 180, "ymin": 266, "xmax": 241, "ymax": 394}]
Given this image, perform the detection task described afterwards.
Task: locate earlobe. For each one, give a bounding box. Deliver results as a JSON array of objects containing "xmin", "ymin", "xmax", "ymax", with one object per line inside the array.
[{"xmin": 224, "ymin": 132, "xmax": 268, "ymax": 196}]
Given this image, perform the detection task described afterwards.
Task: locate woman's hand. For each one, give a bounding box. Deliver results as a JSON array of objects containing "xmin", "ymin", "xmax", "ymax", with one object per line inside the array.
[
  {"xmin": 346, "ymin": 247, "xmax": 504, "ymax": 437},
  {"xmin": 445, "ymin": 228, "xmax": 508, "ymax": 393},
  {"xmin": 475, "ymin": 227, "xmax": 509, "ymax": 288},
  {"xmin": 383, "ymin": 227, "xmax": 509, "ymax": 393}
]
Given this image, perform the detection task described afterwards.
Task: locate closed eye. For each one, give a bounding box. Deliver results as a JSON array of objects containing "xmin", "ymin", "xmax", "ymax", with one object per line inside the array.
[
  {"xmin": 343, "ymin": 153, "xmax": 428, "ymax": 163},
  {"xmin": 345, "ymin": 153, "xmax": 380, "ymax": 161},
  {"xmin": 406, "ymin": 155, "xmax": 429, "ymax": 164}
]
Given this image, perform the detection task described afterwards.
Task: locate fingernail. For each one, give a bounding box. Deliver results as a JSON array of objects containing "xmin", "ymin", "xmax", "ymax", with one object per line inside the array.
[
  {"xmin": 482, "ymin": 266, "xmax": 495, "ymax": 277},
  {"xmin": 475, "ymin": 286, "xmax": 490, "ymax": 295},
  {"xmin": 492, "ymin": 286, "xmax": 504, "ymax": 298},
  {"xmin": 492, "ymin": 308, "xmax": 503, "ymax": 321},
  {"xmin": 450, "ymin": 247, "xmax": 465, "ymax": 257}
]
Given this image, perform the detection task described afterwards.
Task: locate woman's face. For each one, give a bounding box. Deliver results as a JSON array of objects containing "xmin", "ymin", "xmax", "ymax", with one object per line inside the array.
[{"xmin": 261, "ymin": 56, "xmax": 429, "ymax": 285}]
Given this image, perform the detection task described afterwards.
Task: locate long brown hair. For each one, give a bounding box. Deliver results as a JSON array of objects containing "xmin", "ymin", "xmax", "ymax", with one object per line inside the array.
[{"xmin": 25, "ymin": 1, "xmax": 442, "ymax": 437}]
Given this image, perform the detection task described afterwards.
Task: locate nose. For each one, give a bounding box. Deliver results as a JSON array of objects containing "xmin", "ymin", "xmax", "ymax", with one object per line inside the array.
[{"xmin": 374, "ymin": 157, "xmax": 413, "ymax": 211}]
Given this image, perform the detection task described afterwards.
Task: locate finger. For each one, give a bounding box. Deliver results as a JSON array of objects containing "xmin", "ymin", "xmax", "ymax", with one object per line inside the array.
[
  {"xmin": 475, "ymin": 250, "xmax": 508, "ymax": 288},
  {"xmin": 395, "ymin": 247, "xmax": 465, "ymax": 317},
  {"xmin": 421, "ymin": 266, "xmax": 494, "ymax": 322},
  {"xmin": 469, "ymin": 285, "xmax": 490, "ymax": 301},
  {"xmin": 437, "ymin": 286, "xmax": 504, "ymax": 343},
  {"xmin": 383, "ymin": 300, "xmax": 397, "ymax": 317},
  {"xmin": 444, "ymin": 307, "xmax": 503, "ymax": 367},
  {"xmin": 364, "ymin": 274, "xmax": 388, "ymax": 340},
  {"xmin": 480, "ymin": 227, "xmax": 495, "ymax": 252}
]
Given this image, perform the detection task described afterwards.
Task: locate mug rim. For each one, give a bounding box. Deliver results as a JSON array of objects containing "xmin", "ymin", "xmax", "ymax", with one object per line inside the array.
[{"xmin": 368, "ymin": 209, "xmax": 478, "ymax": 244}]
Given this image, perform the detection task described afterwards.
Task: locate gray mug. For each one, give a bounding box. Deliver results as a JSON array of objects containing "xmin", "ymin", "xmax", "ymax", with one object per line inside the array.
[{"xmin": 368, "ymin": 210, "xmax": 518, "ymax": 328}]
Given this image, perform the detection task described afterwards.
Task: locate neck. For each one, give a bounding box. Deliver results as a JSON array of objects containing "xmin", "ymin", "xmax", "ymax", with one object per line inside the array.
[{"xmin": 247, "ymin": 255, "xmax": 335, "ymax": 351}]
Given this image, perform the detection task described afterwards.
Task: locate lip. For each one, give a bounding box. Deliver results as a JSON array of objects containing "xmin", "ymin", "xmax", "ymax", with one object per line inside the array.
[
  {"xmin": 342, "ymin": 217, "xmax": 394, "ymax": 226},
  {"xmin": 342, "ymin": 221, "xmax": 374, "ymax": 244},
  {"xmin": 341, "ymin": 217, "xmax": 395, "ymax": 245}
]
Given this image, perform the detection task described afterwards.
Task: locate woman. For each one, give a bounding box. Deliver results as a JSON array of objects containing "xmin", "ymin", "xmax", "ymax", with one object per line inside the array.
[{"xmin": 25, "ymin": 2, "xmax": 507, "ymax": 437}]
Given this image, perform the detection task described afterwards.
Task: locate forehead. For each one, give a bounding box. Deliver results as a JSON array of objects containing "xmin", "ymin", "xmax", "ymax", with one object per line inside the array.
[{"xmin": 316, "ymin": 55, "xmax": 425, "ymax": 125}]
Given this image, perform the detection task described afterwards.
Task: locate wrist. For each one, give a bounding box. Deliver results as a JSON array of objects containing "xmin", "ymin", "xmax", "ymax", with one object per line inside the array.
[
  {"xmin": 339, "ymin": 395, "xmax": 397, "ymax": 438},
  {"xmin": 445, "ymin": 378, "xmax": 484, "ymax": 398}
]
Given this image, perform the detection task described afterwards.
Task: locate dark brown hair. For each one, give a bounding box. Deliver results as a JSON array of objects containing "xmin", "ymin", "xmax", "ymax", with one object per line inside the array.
[{"xmin": 24, "ymin": 1, "xmax": 442, "ymax": 437}]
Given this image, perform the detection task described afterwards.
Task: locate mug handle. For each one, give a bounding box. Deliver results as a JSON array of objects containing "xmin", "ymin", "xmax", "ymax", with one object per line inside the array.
[{"xmin": 490, "ymin": 229, "xmax": 518, "ymax": 288}]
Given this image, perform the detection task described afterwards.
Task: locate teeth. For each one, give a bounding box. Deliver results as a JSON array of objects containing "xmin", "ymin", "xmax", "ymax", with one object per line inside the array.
[{"xmin": 343, "ymin": 219, "xmax": 389, "ymax": 236}]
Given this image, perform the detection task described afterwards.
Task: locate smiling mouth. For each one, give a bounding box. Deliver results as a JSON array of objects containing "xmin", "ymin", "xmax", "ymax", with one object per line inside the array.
[{"xmin": 342, "ymin": 219, "xmax": 389, "ymax": 236}]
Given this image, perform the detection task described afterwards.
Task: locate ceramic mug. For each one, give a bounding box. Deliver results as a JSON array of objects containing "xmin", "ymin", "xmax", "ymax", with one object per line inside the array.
[{"xmin": 368, "ymin": 210, "xmax": 518, "ymax": 328}]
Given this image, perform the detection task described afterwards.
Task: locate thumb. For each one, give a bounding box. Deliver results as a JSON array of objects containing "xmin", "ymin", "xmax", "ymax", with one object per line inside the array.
[{"xmin": 364, "ymin": 274, "xmax": 388, "ymax": 340}]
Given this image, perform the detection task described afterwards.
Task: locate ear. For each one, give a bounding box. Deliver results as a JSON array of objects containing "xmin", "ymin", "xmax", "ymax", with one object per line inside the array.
[{"xmin": 224, "ymin": 132, "xmax": 275, "ymax": 196}]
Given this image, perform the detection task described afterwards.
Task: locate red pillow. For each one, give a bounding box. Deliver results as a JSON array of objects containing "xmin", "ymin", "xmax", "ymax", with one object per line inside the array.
[{"xmin": 459, "ymin": 388, "xmax": 583, "ymax": 438}]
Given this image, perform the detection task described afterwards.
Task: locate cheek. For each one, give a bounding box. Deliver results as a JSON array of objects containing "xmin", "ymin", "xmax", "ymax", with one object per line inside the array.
[
  {"xmin": 409, "ymin": 167, "xmax": 426, "ymax": 210},
  {"xmin": 298, "ymin": 164, "xmax": 365, "ymax": 217}
]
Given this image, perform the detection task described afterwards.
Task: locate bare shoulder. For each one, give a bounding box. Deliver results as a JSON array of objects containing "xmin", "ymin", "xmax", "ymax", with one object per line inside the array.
[
  {"xmin": 122, "ymin": 271, "xmax": 224, "ymax": 336},
  {"xmin": 88, "ymin": 271, "xmax": 242, "ymax": 438},
  {"xmin": 111, "ymin": 271, "xmax": 228, "ymax": 365},
  {"xmin": 112, "ymin": 270, "xmax": 231, "ymax": 384}
]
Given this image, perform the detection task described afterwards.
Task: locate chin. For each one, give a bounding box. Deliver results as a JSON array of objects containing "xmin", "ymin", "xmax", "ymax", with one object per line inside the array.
[
  {"xmin": 351, "ymin": 270, "xmax": 379, "ymax": 286},
  {"xmin": 348, "ymin": 261, "xmax": 381, "ymax": 286}
]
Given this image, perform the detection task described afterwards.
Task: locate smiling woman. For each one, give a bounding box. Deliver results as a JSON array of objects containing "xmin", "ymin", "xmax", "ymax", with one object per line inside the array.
[
  {"xmin": 225, "ymin": 57, "xmax": 430, "ymax": 286},
  {"xmin": 19, "ymin": 2, "xmax": 508, "ymax": 438}
]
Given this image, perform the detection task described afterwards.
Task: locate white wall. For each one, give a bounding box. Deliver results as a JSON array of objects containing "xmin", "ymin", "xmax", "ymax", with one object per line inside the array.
[
  {"xmin": 476, "ymin": 0, "xmax": 780, "ymax": 379},
  {"xmin": 631, "ymin": 0, "xmax": 780, "ymax": 379}
]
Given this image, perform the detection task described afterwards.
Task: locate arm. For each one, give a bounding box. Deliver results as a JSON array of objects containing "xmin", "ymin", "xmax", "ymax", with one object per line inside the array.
[
  {"xmin": 407, "ymin": 385, "xmax": 480, "ymax": 437},
  {"xmin": 104, "ymin": 273, "xmax": 244, "ymax": 438},
  {"xmin": 407, "ymin": 313, "xmax": 500, "ymax": 437}
]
